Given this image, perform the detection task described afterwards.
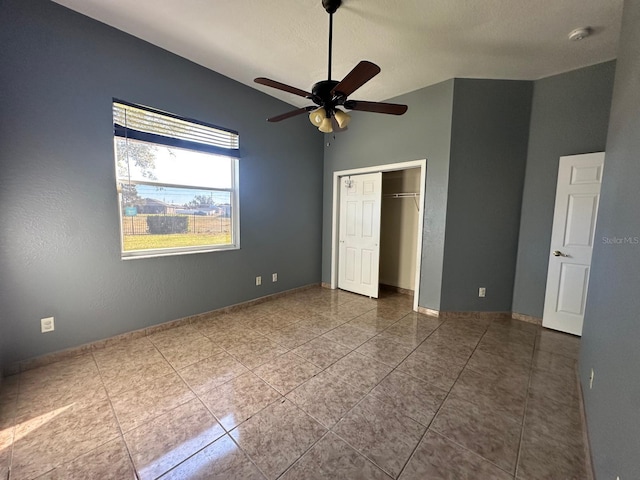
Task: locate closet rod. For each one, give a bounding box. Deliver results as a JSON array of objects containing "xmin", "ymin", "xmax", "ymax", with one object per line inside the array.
[
  {"xmin": 382, "ymin": 192, "xmax": 420, "ymax": 211},
  {"xmin": 382, "ymin": 192, "xmax": 420, "ymax": 198}
]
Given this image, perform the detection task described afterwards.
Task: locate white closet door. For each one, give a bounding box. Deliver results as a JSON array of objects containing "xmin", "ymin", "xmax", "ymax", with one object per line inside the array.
[{"xmin": 338, "ymin": 172, "xmax": 382, "ymax": 298}]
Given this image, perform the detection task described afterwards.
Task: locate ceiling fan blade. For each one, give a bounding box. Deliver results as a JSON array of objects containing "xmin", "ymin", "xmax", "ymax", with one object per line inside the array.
[
  {"xmin": 254, "ymin": 77, "xmax": 311, "ymax": 98},
  {"xmin": 344, "ymin": 100, "xmax": 408, "ymax": 115},
  {"xmin": 267, "ymin": 107, "xmax": 313, "ymax": 123},
  {"xmin": 331, "ymin": 61, "xmax": 381, "ymax": 97}
]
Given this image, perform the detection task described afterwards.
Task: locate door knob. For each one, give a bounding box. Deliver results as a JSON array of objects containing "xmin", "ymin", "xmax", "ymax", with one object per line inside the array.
[{"xmin": 553, "ymin": 250, "xmax": 565, "ymax": 257}]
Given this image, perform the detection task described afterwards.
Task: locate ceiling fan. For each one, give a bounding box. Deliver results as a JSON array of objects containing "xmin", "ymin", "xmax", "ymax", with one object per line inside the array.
[{"xmin": 254, "ymin": 0, "xmax": 408, "ymax": 133}]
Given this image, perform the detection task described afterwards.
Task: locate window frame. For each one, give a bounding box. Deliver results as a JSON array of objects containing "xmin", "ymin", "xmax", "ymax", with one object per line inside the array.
[{"xmin": 113, "ymin": 100, "xmax": 240, "ymax": 260}]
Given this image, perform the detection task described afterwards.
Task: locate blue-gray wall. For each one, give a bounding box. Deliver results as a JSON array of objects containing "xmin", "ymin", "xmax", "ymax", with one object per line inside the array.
[
  {"xmin": 580, "ymin": 1, "xmax": 640, "ymax": 478},
  {"xmin": 322, "ymin": 80, "xmax": 455, "ymax": 310},
  {"xmin": 512, "ymin": 62, "xmax": 616, "ymax": 318},
  {"xmin": 0, "ymin": 0, "xmax": 324, "ymax": 367},
  {"xmin": 441, "ymin": 79, "xmax": 532, "ymax": 312},
  {"xmin": 322, "ymin": 78, "xmax": 532, "ymax": 313}
]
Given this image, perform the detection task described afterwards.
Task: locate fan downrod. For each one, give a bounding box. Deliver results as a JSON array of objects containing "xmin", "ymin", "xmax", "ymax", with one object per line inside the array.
[{"xmin": 322, "ymin": 0, "xmax": 341, "ymax": 14}]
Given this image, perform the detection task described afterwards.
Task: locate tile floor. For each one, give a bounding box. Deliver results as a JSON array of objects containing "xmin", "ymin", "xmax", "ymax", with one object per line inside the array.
[{"xmin": 0, "ymin": 287, "xmax": 589, "ymax": 479}]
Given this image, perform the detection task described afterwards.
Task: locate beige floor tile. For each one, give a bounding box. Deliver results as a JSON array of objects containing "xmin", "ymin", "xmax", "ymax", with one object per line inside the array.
[
  {"xmin": 292, "ymin": 314, "xmax": 345, "ymax": 335},
  {"xmin": 230, "ymin": 399, "xmax": 326, "ymax": 479},
  {"xmin": 124, "ymin": 398, "xmax": 224, "ymax": 480},
  {"xmin": 281, "ymin": 432, "xmax": 391, "ymax": 480},
  {"xmin": 0, "ymin": 374, "xmax": 19, "ymax": 415},
  {"xmin": 241, "ymin": 314, "xmax": 294, "ymax": 335},
  {"xmin": 36, "ymin": 437, "xmax": 136, "ymax": 480},
  {"xmin": 318, "ymin": 304, "xmax": 370, "ymax": 323},
  {"xmin": 431, "ymin": 396, "xmax": 522, "ymax": 473},
  {"xmin": 178, "ymin": 351, "xmax": 249, "ymax": 395},
  {"xmin": 491, "ymin": 317, "xmax": 539, "ymax": 334},
  {"xmin": 374, "ymin": 325, "xmax": 431, "ymax": 348},
  {"xmin": 253, "ymin": 352, "xmax": 320, "ymax": 395},
  {"xmin": 393, "ymin": 314, "xmax": 442, "ymax": 336},
  {"xmin": 216, "ymin": 328, "xmax": 268, "ymax": 351},
  {"xmin": 321, "ymin": 324, "xmax": 376, "ymax": 349},
  {"xmin": 192, "ymin": 316, "xmax": 237, "ymax": 338},
  {"xmin": 292, "ymin": 337, "xmax": 352, "ymax": 369},
  {"xmin": 286, "ymin": 371, "xmax": 367, "ymax": 428},
  {"xmin": 199, "ymin": 372, "xmax": 282, "ymax": 431},
  {"xmin": 531, "ymin": 348, "xmax": 578, "ymax": 376},
  {"xmin": 517, "ymin": 423, "xmax": 587, "ymax": 480},
  {"xmin": 1, "ymin": 415, "xmax": 14, "ymax": 452},
  {"xmin": 18, "ymin": 355, "xmax": 98, "ymax": 394},
  {"xmin": 226, "ymin": 337, "xmax": 288, "ymax": 370},
  {"xmin": 102, "ymin": 360, "xmax": 174, "ymax": 398},
  {"xmin": 323, "ymin": 352, "xmax": 393, "ymax": 392},
  {"xmin": 399, "ymin": 431, "xmax": 513, "ymax": 480},
  {"xmin": 110, "ymin": 372, "xmax": 195, "ymax": 432},
  {"xmin": 93, "ymin": 338, "xmax": 174, "ymax": 396},
  {"xmin": 397, "ymin": 351, "xmax": 463, "ymax": 391},
  {"xmin": 158, "ymin": 434, "xmax": 265, "ymax": 479},
  {"xmin": 266, "ymin": 324, "xmax": 318, "ymax": 350},
  {"xmin": 3, "ymin": 289, "xmax": 589, "ymax": 480},
  {"xmin": 333, "ymin": 394, "xmax": 426, "ymax": 477},
  {"xmin": 525, "ymin": 389, "xmax": 583, "ymax": 436},
  {"xmin": 465, "ymin": 348, "xmax": 532, "ymax": 381},
  {"xmin": 281, "ymin": 302, "xmax": 317, "ymax": 317},
  {"xmin": 92, "ymin": 336, "xmax": 157, "ymax": 365},
  {"xmin": 0, "ymin": 448, "xmax": 10, "ymax": 480},
  {"xmin": 450, "ymin": 368, "xmax": 528, "ymax": 420},
  {"xmin": 483, "ymin": 323, "xmax": 537, "ymax": 347},
  {"xmin": 528, "ymin": 367, "xmax": 579, "ymax": 408},
  {"xmin": 149, "ymin": 325, "xmax": 222, "ymax": 370},
  {"xmin": 346, "ymin": 311, "xmax": 398, "ymax": 334},
  {"xmin": 424, "ymin": 328, "xmax": 482, "ymax": 352},
  {"xmin": 476, "ymin": 335, "xmax": 534, "ymax": 364},
  {"xmin": 355, "ymin": 336, "xmax": 415, "ymax": 367},
  {"xmin": 148, "ymin": 324, "xmax": 203, "ymax": 346},
  {"xmin": 535, "ymin": 328, "xmax": 581, "ymax": 359},
  {"xmin": 437, "ymin": 316, "xmax": 486, "ymax": 331},
  {"xmin": 16, "ymin": 382, "xmax": 110, "ymax": 428},
  {"xmin": 414, "ymin": 336, "xmax": 476, "ymax": 365},
  {"xmin": 370, "ymin": 370, "xmax": 447, "ymax": 426},
  {"xmin": 11, "ymin": 397, "xmax": 120, "ymax": 479},
  {"xmin": 15, "ymin": 356, "xmax": 105, "ymax": 419},
  {"xmin": 369, "ymin": 304, "xmax": 415, "ymax": 322}
]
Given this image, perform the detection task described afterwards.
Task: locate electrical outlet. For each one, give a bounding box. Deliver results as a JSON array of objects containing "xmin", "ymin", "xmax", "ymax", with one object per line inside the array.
[
  {"xmin": 255, "ymin": 276, "xmax": 262, "ymax": 286},
  {"xmin": 272, "ymin": 273, "xmax": 278, "ymax": 282},
  {"xmin": 478, "ymin": 287, "xmax": 486, "ymax": 298},
  {"xmin": 41, "ymin": 316, "xmax": 55, "ymax": 333},
  {"xmin": 589, "ymin": 368, "xmax": 594, "ymax": 389}
]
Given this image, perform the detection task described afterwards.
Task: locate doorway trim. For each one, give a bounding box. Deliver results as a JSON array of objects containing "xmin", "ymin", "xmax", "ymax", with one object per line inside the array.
[{"xmin": 331, "ymin": 159, "xmax": 427, "ymax": 311}]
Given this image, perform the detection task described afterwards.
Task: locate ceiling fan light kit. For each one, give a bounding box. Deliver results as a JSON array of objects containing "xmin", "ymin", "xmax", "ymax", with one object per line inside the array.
[
  {"xmin": 255, "ymin": 0, "xmax": 407, "ymax": 133},
  {"xmin": 309, "ymin": 107, "xmax": 326, "ymax": 127},
  {"xmin": 334, "ymin": 109, "xmax": 351, "ymax": 128}
]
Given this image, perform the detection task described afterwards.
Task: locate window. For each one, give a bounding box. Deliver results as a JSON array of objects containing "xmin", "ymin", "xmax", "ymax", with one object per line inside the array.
[{"xmin": 113, "ymin": 100, "xmax": 240, "ymax": 259}]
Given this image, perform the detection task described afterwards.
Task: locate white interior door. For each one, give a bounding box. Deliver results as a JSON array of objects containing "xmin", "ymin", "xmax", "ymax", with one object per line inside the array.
[
  {"xmin": 338, "ymin": 172, "xmax": 382, "ymax": 298},
  {"xmin": 543, "ymin": 152, "xmax": 605, "ymax": 336}
]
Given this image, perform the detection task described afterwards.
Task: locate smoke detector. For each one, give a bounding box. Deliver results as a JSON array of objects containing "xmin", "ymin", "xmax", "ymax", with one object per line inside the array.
[{"xmin": 569, "ymin": 27, "xmax": 591, "ymax": 41}]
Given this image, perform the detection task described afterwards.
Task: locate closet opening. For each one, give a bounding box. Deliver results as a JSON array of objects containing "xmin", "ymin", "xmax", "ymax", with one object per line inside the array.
[{"xmin": 330, "ymin": 159, "xmax": 426, "ymax": 311}]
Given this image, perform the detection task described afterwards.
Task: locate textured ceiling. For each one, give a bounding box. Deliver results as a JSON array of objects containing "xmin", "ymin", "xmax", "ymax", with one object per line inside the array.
[{"xmin": 52, "ymin": 0, "xmax": 623, "ymax": 108}]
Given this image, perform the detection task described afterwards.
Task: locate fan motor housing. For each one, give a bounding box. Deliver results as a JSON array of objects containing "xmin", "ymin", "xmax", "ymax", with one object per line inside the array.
[
  {"xmin": 311, "ymin": 80, "xmax": 341, "ymax": 106},
  {"xmin": 322, "ymin": 0, "xmax": 341, "ymax": 14}
]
